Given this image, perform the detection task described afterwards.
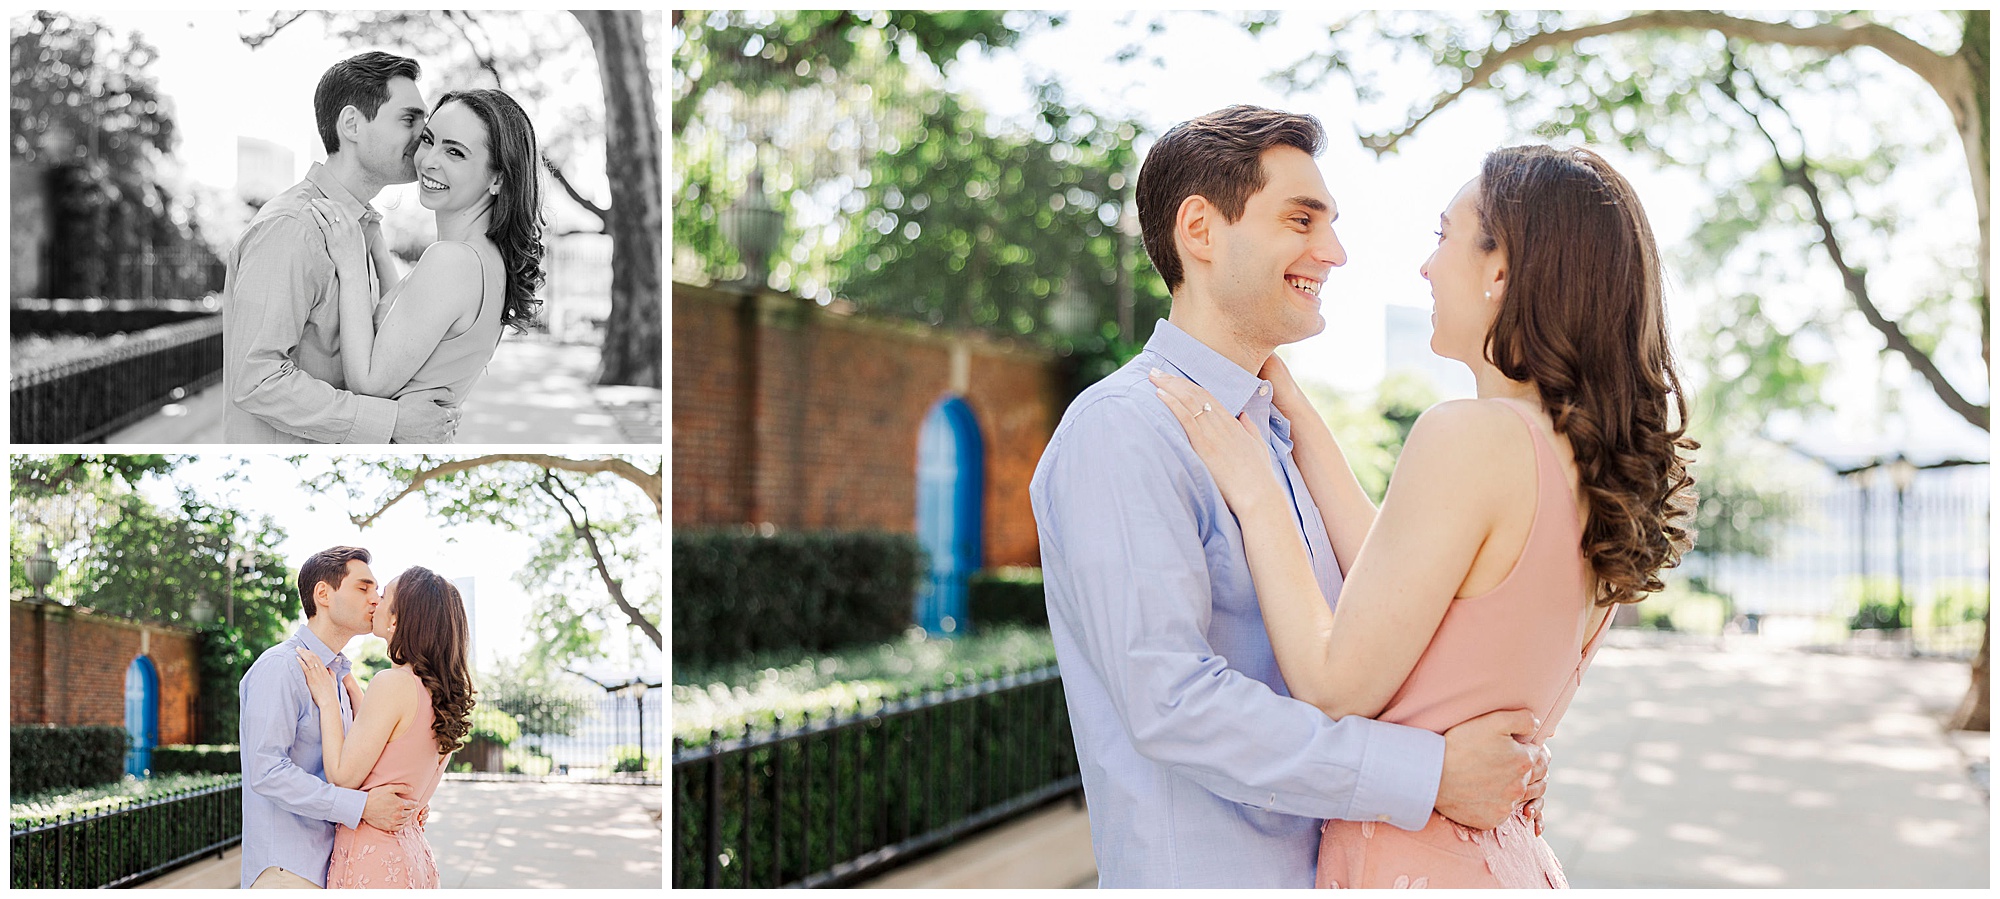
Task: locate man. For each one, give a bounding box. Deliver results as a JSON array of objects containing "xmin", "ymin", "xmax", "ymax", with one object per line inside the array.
[
  {"xmin": 222, "ymin": 51, "xmax": 456, "ymax": 443},
  {"xmin": 1029, "ymin": 105, "xmax": 1548, "ymax": 888},
  {"xmin": 239, "ymin": 546, "xmax": 418, "ymax": 889}
]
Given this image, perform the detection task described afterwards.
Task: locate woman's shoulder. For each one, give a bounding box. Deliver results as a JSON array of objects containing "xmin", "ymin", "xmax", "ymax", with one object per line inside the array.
[
  {"xmin": 414, "ymin": 240, "xmax": 485, "ymax": 274},
  {"xmin": 367, "ymin": 666, "xmax": 427, "ymax": 697},
  {"xmin": 1395, "ymin": 399, "xmax": 1538, "ymax": 487},
  {"xmin": 1408, "ymin": 397, "xmax": 1533, "ymax": 446}
]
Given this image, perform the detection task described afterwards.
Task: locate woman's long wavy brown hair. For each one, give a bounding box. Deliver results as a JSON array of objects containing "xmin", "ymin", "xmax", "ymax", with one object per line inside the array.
[
  {"xmin": 387, "ymin": 566, "xmax": 476, "ymax": 755},
  {"xmin": 431, "ymin": 88, "xmax": 544, "ymax": 333},
  {"xmin": 1476, "ymin": 145, "xmax": 1698, "ymax": 607}
]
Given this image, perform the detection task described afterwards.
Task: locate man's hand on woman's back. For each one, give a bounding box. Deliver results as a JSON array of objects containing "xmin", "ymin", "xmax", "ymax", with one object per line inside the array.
[{"xmin": 1434, "ymin": 708, "xmax": 1548, "ymax": 831}]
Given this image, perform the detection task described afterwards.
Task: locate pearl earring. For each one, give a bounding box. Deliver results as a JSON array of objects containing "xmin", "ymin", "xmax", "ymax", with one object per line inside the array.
[{"xmin": 1484, "ymin": 290, "xmax": 1492, "ymax": 300}]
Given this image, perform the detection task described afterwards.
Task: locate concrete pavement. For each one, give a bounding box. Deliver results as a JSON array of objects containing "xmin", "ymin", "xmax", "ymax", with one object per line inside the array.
[
  {"xmin": 138, "ymin": 779, "xmax": 662, "ymax": 889},
  {"xmin": 106, "ymin": 337, "xmax": 660, "ymax": 445},
  {"xmin": 859, "ymin": 638, "xmax": 1989, "ymax": 889}
]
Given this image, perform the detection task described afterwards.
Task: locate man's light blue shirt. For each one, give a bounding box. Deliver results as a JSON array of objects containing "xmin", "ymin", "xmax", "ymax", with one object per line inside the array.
[
  {"xmin": 239, "ymin": 625, "xmax": 366, "ymax": 888},
  {"xmin": 1030, "ymin": 320, "xmax": 1446, "ymax": 888}
]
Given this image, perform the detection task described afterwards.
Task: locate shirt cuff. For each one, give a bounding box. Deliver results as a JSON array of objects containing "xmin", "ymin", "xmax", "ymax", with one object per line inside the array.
[
  {"xmin": 331, "ymin": 784, "xmax": 368, "ymax": 829},
  {"xmin": 1347, "ymin": 718, "xmax": 1445, "ymax": 832},
  {"xmin": 347, "ymin": 394, "xmax": 398, "ymax": 444}
]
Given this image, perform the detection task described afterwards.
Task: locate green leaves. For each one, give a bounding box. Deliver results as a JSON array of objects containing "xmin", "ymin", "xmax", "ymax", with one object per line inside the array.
[{"xmin": 672, "ymin": 11, "xmax": 1163, "ymax": 357}]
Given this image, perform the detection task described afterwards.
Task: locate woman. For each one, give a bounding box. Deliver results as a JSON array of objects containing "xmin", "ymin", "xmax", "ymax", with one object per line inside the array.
[
  {"xmin": 310, "ymin": 88, "xmax": 545, "ymax": 441},
  {"xmin": 296, "ymin": 567, "xmax": 476, "ymax": 889},
  {"xmin": 1150, "ymin": 145, "xmax": 1696, "ymax": 888}
]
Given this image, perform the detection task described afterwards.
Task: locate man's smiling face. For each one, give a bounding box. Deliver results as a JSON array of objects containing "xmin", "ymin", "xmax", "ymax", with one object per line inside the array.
[{"xmin": 1206, "ymin": 144, "xmax": 1348, "ymax": 348}]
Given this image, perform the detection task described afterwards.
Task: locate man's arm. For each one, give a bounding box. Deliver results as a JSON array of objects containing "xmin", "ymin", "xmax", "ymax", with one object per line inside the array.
[
  {"xmin": 239, "ymin": 658, "xmax": 368, "ymax": 828},
  {"xmin": 229, "ymin": 214, "xmax": 399, "ymax": 443},
  {"xmin": 1036, "ymin": 394, "xmax": 1443, "ymax": 830}
]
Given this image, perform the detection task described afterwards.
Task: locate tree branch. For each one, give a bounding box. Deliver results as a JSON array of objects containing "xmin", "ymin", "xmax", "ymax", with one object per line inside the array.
[
  {"xmin": 537, "ymin": 470, "xmax": 663, "ymax": 650},
  {"xmin": 349, "ymin": 454, "xmax": 661, "ymax": 528},
  {"xmin": 1718, "ymin": 67, "xmax": 1989, "ymax": 432},
  {"xmin": 1362, "ymin": 11, "xmax": 1964, "ymax": 157},
  {"xmin": 545, "ymin": 156, "xmax": 609, "ymax": 221},
  {"xmin": 241, "ymin": 11, "xmax": 310, "ymax": 49}
]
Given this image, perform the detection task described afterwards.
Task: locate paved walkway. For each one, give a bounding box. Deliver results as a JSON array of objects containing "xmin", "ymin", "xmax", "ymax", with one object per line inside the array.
[
  {"xmin": 107, "ymin": 338, "xmax": 661, "ymax": 445},
  {"xmin": 139, "ymin": 780, "xmax": 661, "ymax": 889},
  {"xmin": 860, "ymin": 639, "xmax": 1989, "ymax": 889}
]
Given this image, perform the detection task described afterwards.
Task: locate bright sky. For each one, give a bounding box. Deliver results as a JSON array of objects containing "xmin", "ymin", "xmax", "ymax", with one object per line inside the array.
[
  {"xmin": 936, "ymin": 11, "xmax": 1989, "ymax": 464},
  {"xmin": 136, "ymin": 456, "xmax": 660, "ymax": 680}
]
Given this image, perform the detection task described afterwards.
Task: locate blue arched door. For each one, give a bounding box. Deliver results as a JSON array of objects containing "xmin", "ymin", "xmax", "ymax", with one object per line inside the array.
[
  {"xmin": 124, "ymin": 656, "xmax": 159, "ymax": 777},
  {"xmin": 916, "ymin": 397, "xmax": 983, "ymax": 635}
]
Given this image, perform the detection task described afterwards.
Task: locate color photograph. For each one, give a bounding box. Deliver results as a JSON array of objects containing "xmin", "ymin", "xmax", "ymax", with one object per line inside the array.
[
  {"xmin": 671, "ymin": 10, "xmax": 1988, "ymax": 889},
  {"xmin": 10, "ymin": 453, "xmax": 663, "ymax": 888}
]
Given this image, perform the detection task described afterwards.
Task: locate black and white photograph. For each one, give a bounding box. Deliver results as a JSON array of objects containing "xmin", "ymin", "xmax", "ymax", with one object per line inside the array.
[{"xmin": 11, "ymin": 10, "xmax": 663, "ymax": 444}]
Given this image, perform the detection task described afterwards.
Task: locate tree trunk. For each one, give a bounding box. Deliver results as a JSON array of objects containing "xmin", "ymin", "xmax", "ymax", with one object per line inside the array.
[
  {"xmin": 574, "ymin": 10, "xmax": 663, "ymax": 388},
  {"xmin": 1948, "ymin": 615, "xmax": 1989, "ymax": 732}
]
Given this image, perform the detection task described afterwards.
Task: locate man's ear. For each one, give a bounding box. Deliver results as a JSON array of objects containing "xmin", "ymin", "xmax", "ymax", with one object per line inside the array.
[
  {"xmin": 337, "ymin": 104, "xmax": 364, "ymax": 148},
  {"xmin": 1176, "ymin": 195, "xmax": 1217, "ymax": 265}
]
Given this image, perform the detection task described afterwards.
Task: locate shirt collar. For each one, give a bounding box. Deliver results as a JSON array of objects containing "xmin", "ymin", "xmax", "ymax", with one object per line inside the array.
[
  {"xmin": 304, "ymin": 162, "xmax": 374, "ymax": 220},
  {"xmin": 295, "ymin": 624, "xmax": 350, "ymax": 673},
  {"xmin": 1145, "ymin": 319, "xmax": 1264, "ymax": 418}
]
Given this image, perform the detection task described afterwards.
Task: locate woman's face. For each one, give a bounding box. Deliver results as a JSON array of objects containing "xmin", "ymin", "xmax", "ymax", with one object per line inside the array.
[
  {"xmin": 1420, "ymin": 177, "xmax": 1505, "ymax": 365},
  {"xmin": 414, "ymin": 100, "xmax": 498, "ymax": 213},
  {"xmin": 373, "ymin": 577, "xmax": 399, "ymax": 640}
]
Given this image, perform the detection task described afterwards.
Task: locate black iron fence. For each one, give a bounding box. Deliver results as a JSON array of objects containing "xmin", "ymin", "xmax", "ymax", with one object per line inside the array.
[
  {"xmin": 671, "ymin": 664, "xmax": 1080, "ymax": 888},
  {"xmin": 11, "ymin": 314, "xmax": 222, "ymax": 443},
  {"xmin": 10, "ymin": 776, "xmax": 241, "ymax": 889},
  {"xmin": 453, "ymin": 684, "xmax": 664, "ymax": 785}
]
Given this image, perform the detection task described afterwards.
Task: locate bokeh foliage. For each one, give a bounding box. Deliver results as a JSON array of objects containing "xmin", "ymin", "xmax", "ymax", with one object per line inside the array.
[
  {"xmin": 672, "ymin": 10, "xmax": 1168, "ymax": 371},
  {"xmin": 10, "ymin": 12, "xmax": 224, "ymax": 299}
]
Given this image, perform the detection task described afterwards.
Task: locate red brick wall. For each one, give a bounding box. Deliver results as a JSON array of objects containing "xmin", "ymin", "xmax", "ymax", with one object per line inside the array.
[
  {"xmin": 10, "ymin": 601, "xmax": 201, "ymax": 746},
  {"xmin": 672, "ymin": 283, "xmax": 1062, "ymax": 566}
]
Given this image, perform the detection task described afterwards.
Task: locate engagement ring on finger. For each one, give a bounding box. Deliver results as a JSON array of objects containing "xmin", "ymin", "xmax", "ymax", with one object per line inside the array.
[{"xmin": 1193, "ymin": 402, "xmax": 1211, "ymax": 419}]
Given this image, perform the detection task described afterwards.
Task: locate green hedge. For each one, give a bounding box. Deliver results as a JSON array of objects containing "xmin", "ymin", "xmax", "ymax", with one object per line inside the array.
[
  {"xmin": 673, "ymin": 624, "xmax": 1059, "ymax": 745},
  {"xmin": 10, "ymin": 725, "xmax": 127, "ymax": 798},
  {"xmin": 150, "ymin": 744, "xmax": 240, "ymax": 776},
  {"xmin": 969, "ymin": 567, "xmax": 1047, "ymax": 628},
  {"xmin": 673, "ymin": 529, "xmax": 923, "ymax": 668}
]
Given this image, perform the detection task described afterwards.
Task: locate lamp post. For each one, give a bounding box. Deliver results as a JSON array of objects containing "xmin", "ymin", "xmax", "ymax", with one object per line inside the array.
[
  {"xmin": 613, "ymin": 679, "xmax": 651, "ymax": 776},
  {"xmin": 1888, "ymin": 455, "xmax": 1918, "ymax": 653},
  {"xmin": 720, "ymin": 165, "xmax": 785, "ymax": 290},
  {"xmin": 26, "ymin": 539, "xmax": 56, "ymax": 603}
]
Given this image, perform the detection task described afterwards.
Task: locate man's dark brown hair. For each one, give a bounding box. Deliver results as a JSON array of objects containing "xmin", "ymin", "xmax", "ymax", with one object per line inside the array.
[
  {"xmin": 298, "ymin": 546, "xmax": 371, "ymax": 619},
  {"xmin": 314, "ymin": 50, "xmax": 422, "ymax": 155},
  {"xmin": 1136, "ymin": 105, "xmax": 1326, "ymax": 293}
]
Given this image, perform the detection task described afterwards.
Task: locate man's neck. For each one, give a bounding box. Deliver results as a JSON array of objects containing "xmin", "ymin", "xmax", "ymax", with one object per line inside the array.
[
  {"xmin": 1166, "ymin": 291, "xmax": 1274, "ymax": 375},
  {"xmin": 305, "ymin": 615, "xmax": 360, "ymax": 658},
  {"xmin": 322, "ymin": 152, "xmax": 386, "ymax": 207}
]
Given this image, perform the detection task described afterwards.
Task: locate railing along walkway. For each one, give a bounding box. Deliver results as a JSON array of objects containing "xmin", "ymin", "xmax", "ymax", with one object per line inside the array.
[{"xmin": 672, "ymin": 664, "xmax": 1081, "ymax": 888}]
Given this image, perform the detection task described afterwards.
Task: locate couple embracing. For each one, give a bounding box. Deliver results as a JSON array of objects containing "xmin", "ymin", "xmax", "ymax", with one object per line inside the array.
[
  {"xmin": 238, "ymin": 546, "xmax": 475, "ymax": 889},
  {"xmin": 222, "ymin": 51, "xmax": 544, "ymax": 444},
  {"xmin": 1033, "ymin": 106, "xmax": 1696, "ymax": 888}
]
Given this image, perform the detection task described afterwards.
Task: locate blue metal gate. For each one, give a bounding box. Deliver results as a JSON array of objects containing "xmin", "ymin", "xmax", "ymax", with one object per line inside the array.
[{"xmin": 915, "ymin": 397, "xmax": 983, "ymax": 635}]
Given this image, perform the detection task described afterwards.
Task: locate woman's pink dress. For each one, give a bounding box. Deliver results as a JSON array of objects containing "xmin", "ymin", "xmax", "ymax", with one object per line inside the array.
[
  {"xmin": 1316, "ymin": 400, "xmax": 1616, "ymax": 889},
  {"xmin": 327, "ymin": 683, "xmax": 451, "ymax": 889}
]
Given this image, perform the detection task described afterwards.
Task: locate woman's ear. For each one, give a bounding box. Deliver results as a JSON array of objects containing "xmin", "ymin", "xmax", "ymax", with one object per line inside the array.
[
  {"xmin": 488, "ymin": 175, "xmax": 501, "ymax": 197},
  {"xmin": 1487, "ymin": 263, "xmax": 1508, "ymax": 305}
]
